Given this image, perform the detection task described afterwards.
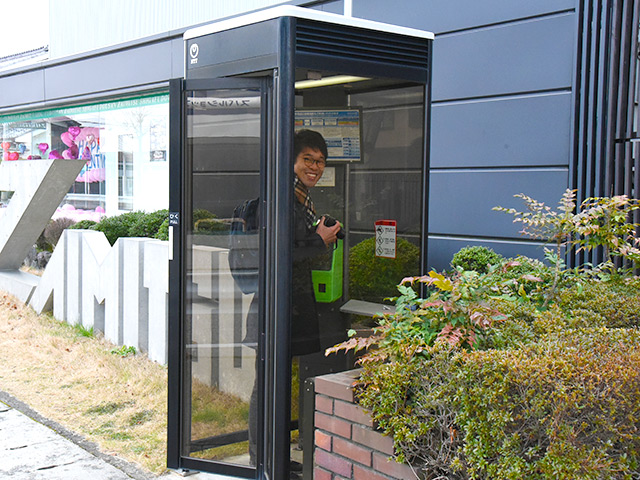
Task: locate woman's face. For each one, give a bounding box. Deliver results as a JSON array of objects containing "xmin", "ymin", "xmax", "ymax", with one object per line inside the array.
[{"xmin": 293, "ymin": 147, "xmax": 326, "ymax": 189}]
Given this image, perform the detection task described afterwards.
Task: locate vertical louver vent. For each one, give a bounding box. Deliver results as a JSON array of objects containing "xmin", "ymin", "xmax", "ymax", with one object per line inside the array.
[{"xmin": 295, "ymin": 19, "xmax": 429, "ymax": 68}]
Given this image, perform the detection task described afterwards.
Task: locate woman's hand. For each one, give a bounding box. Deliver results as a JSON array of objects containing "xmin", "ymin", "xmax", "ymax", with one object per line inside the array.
[{"xmin": 315, "ymin": 216, "xmax": 342, "ymax": 246}]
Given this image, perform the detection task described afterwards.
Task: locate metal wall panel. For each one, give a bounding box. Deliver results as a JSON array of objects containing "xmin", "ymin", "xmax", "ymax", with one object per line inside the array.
[
  {"xmin": 432, "ymin": 13, "xmax": 575, "ymax": 101},
  {"xmin": 428, "ymin": 237, "xmax": 546, "ymax": 271},
  {"xmin": 0, "ymin": 70, "xmax": 45, "ymax": 109},
  {"xmin": 428, "ymin": 169, "xmax": 568, "ymax": 238},
  {"xmin": 431, "ymin": 92, "xmax": 572, "ymax": 168},
  {"xmin": 44, "ymin": 41, "xmax": 175, "ymax": 101},
  {"xmin": 353, "ymin": 0, "xmax": 576, "ymax": 33}
]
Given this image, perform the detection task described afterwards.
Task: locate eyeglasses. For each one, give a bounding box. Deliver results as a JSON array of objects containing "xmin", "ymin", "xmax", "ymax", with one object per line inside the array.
[{"xmin": 303, "ymin": 157, "xmax": 326, "ymax": 168}]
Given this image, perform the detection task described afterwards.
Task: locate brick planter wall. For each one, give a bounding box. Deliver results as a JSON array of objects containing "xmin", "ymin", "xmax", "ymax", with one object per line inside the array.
[{"xmin": 313, "ymin": 370, "xmax": 418, "ymax": 480}]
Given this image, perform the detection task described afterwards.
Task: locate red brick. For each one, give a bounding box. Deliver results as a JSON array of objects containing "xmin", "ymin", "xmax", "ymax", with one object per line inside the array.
[
  {"xmin": 353, "ymin": 464, "xmax": 392, "ymax": 480},
  {"xmin": 333, "ymin": 436, "xmax": 372, "ymax": 467},
  {"xmin": 316, "ymin": 394, "xmax": 334, "ymax": 414},
  {"xmin": 315, "ymin": 448, "xmax": 353, "ymax": 478},
  {"xmin": 352, "ymin": 425, "xmax": 394, "ymax": 455},
  {"xmin": 313, "ymin": 466, "xmax": 332, "ymax": 480},
  {"xmin": 334, "ymin": 399, "xmax": 374, "ymax": 427},
  {"xmin": 315, "ymin": 371, "xmax": 358, "ymax": 402},
  {"xmin": 315, "ymin": 429, "xmax": 333, "ymax": 452},
  {"xmin": 374, "ymin": 452, "xmax": 418, "ymax": 479},
  {"xmin": 315, "ymin": 411, "xmax": 352, "ymax": 438}
]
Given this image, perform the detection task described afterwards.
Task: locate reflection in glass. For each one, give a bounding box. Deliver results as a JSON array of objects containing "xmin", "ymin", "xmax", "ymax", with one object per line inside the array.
[{"xmin": 184, "ymin": 88, "xmax": 261, "ymax": 466}]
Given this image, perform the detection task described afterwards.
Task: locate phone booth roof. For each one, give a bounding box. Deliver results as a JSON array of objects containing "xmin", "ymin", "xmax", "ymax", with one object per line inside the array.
[{"xmin": 183, "ymin": 5, "xmax": 434, "ymax": 83}]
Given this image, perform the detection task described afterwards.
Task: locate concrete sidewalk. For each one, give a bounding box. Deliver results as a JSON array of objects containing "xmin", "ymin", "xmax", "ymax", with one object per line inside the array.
[{"xmin": 0, "ymin": 392, "xmax": 225, "ymax": 480}]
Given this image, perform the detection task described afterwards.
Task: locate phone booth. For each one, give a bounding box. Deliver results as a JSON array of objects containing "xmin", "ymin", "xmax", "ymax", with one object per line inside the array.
[{"xmin": 167, "ymin": 6, "xmax": 433, "ymax": 479}]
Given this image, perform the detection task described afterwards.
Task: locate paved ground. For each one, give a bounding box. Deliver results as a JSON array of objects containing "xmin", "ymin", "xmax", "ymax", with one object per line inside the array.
[{"xmin": 0, "ymin": 391, "xmax": 226, "ymax": 480}]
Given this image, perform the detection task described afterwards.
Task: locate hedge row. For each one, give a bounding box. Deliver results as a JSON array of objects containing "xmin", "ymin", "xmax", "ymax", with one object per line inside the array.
[
  {"xmin": 350, "ymin": 257, "xmax": 640, "ymax": 480},
  {"xmin": 69, "ymin": 210, "xmax": 169, "ymax": 245}
]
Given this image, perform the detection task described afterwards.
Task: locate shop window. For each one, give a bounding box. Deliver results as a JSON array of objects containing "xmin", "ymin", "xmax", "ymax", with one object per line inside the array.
[{"xmin": 0, "ymin": 94, "xmax": 169, "ymax": 220}]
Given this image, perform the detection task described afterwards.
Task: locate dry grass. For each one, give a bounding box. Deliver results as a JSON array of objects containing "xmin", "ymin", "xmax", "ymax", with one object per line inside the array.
[{"xmin": 0, "ymin": 292, "xmax": 168, "ymax": 474}]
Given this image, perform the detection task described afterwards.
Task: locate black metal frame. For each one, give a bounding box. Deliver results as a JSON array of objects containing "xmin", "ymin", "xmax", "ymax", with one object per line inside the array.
[
  {"xmin": 168, "ymin": 76, "xmax": 271, "ymax": 479},
  {"xmin": 169, "ymin": 11, "xmax": 433, "ymax": 479},
  {"xmin": 572, "ymin": 0, "xmax": 640, "ymax": 268}
]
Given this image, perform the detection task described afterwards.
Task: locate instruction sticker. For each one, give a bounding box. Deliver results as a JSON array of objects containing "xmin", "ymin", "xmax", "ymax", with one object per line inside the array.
[{"xmin": 375, "ymin": 220, "xmax": 397, "ymax": 259}]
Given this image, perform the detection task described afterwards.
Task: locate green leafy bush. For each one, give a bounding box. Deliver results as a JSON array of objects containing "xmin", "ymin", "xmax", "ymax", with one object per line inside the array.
[
  {"xmin": 332, "ymin": 192, "xmax": 640, "ymax": 479},
  {"xmin": 451, "ymin": 246, "xmax": 504, "ymax": 274},
  {"xmin": 84, "ymin": 211, "xmax": 170, "ymax": 245},
  {"xmin": 452, "ymin": 328, "xmax": 640, "ymax": 480},
  {"xmin": 155, "ymin": 218, "xmax": 169, "ymax": 241},
  {"xmin": 193, "ymin": 208, "xmax": 215, "ymax": 224},
  {"xmin": 348, "ymin": 237, "xmax": 420, "ymax": 303},
  {"xmin": 69, "ymin": 219, "xmax": 98, "ymax": 230},
  {"xmin": 91, "ymin": 212, "xmax": 145, "ymax": 245},
  {"xmin": 128, "ymin": 209, "xmax": 168, "ymax": 238},
  {"xmin": 194, "ymin": 218, "xmax": 228, "ymax": 234},
  {"xmin": 555, "ymin": 277, "xmax": 640, "ymax": 329},
  {"xmin": 351, "ymin": 325, "xmax": 640, "ymax": 480}
]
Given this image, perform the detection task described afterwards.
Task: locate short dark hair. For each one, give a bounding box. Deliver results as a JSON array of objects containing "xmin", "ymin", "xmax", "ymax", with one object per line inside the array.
[{"xmin": 294, "ymin": 129, "xmax": 328, "ymax": 161}]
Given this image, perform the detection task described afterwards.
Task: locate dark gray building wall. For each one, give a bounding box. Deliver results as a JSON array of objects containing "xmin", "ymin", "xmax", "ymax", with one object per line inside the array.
[
  {"xmin": 0, "ymin": 0, "xmax": 582, "ymax": 271},
  {"xmin": 342, "ymin": 0, "xmax": 579, "ymax": 270},
  {"xmin": 0, "ymin": 35, "xmax": 184, "ymax": 110}
]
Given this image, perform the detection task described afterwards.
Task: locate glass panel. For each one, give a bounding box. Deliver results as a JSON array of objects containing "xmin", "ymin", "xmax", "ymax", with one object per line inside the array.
[
  {"xmin": 184, "ymin": 87, "xmax": 262, "ymax": 467},
  {"xmin": 293, "ymin": 72, "xmax": 425, "ymax": 476},
  {"xmin": 0, "ymin": 98, "xmax": 169, "ymax": 218}
]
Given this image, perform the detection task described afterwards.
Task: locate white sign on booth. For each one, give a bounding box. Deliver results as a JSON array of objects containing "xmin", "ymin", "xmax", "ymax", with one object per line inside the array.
[{"xmin": 375, "ymin": 220, "xmax": 397, "ymax": 259}]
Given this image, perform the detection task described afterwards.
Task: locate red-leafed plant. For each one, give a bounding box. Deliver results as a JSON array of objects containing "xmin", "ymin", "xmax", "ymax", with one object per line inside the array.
[{"xmin": 326, "ymin": 269, "xmax": 508, "ymax": 365}]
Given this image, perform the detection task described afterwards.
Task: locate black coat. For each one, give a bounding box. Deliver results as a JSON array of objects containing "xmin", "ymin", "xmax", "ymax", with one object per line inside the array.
[
  {"xmin": 291, "ymin": 199, "xmax": 327, "ymax": 356},
  {"xmin": 241, "ymin": 197, "xmax": 327, "ymax": 356}
]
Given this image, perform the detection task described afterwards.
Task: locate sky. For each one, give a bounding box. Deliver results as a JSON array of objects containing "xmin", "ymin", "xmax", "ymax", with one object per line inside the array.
[{"xmin": 0, "ymin": 1, "xmax": 49, "ymax": 58}]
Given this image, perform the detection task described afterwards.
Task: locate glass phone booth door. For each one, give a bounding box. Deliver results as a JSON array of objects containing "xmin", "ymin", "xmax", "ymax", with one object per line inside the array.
[
  {"xmin": 170, "ymin": 78, "xmax": 267, "ymax": 478},
  {"xmin": 169, "ymin": 73, "xmax": 429, "ymax": 480}
]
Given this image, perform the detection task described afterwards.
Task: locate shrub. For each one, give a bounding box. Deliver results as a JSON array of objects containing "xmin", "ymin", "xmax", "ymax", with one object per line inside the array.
[
  {"xmin": 44, "ymin": 217, "xmax": 76, "ymax": 247},
  {"xmin": 65, "ymin": 210, "xmax": 170, "ymax": 245},
  {"xmin": 451, "ymin": 246, "xmax": 504, "ymax": 274},
  {"xmin": 129, "ymin": 209, "xmax": 168, "ymax": 238},
  {"xmin": 193, "ymin": 208, "xmax": 215, "ymax": 226},
  {"xmin": 194, "ymin": 218, "xmax": 228, "ymax": 234},
  {"xmin": 353, "ymin": 328, "xmax": 640, "ymax": 480},
  {"xmin": 450, "ymin": 329, "xmax": 640, "ymax": 480},
  {"xmin": 35, "ymin": 229, "xmax": 52, "ymax": 252},
  {"xmin": 155, "ymin": 218, "xmax": 169, "ymax": 241},
  {"xmin": 348, "ymin": 237, "xmax": 420, "ymax": 303},
  {"xmin": 91, "ymin": 211, "xmax": 145, "ymax": 245},
  {"xmin": 555, "ymin": 277, "xmax": 640, "ymax": 329},
  {"xmin": 69, "ymin": 219, "xmax": 98, "ymax": 230}
]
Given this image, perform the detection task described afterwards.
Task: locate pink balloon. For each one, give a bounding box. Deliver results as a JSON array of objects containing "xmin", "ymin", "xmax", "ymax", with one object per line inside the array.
[
  {"xmin": 38, "ymin": 143, "xmax": 49, "ymax": 153},
  {"xmin": 68, "ymin": 126, "xmax": 81, "ymax": 138},
  {"xmin": 49, "ymin": 150, "xmax": 63, "ymax": 159},
  {"xmin": 1, "ymin": 142, "xmax": 10, "ymax": 150},
  {"xmin": 8, "ymin": 152, "xmax": 19, "ymax": 161},
  {"xmin": 61, "ymin": 131, "xmax": 75, "ymax": 147},
  {"xmin": 95, "ymin": 206, "xmax": 105, "ymax": 213}
]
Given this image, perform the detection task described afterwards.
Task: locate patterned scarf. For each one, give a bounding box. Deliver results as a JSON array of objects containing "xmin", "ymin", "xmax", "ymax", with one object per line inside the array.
[{"xmin": 294, "ymin": 176, "xmax": 317, "ymax": 230}]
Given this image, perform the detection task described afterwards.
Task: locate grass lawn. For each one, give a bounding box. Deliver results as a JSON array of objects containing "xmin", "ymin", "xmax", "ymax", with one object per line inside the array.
[{"xmin": 0, "ymin": 292, "xmax": 169, "ymax": 474}]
